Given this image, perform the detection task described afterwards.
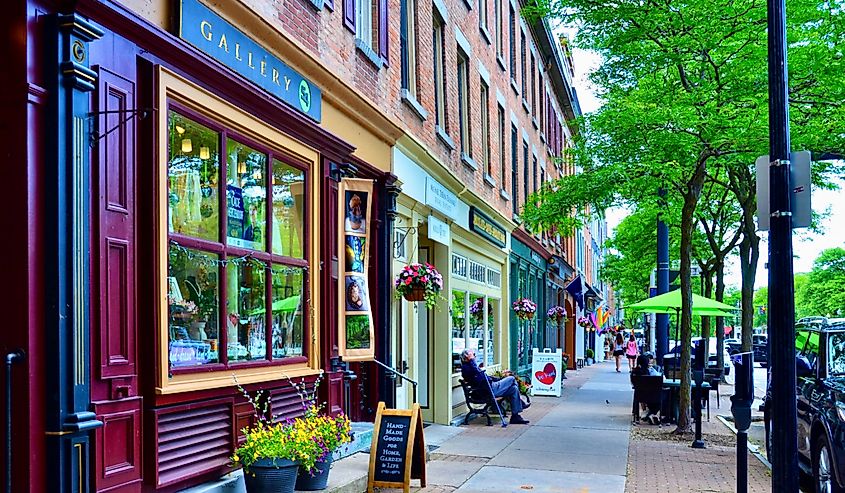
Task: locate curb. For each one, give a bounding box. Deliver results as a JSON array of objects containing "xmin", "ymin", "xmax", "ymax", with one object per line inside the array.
[{"xmin": 715, "ymin": 415, "xmax": 772, "ymax": 470}]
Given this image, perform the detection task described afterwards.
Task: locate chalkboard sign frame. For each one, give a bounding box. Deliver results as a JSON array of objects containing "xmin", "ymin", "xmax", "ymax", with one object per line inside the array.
[{"xmin": 367, "ymin": 402, "xmax": 426, "ymax": 493}]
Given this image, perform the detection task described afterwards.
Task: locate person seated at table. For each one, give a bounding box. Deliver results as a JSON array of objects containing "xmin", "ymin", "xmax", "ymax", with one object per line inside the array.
[
  {"xmin": 460, "ymin": 348, "xmax": 530, "ymax": 425},
  {"xmin": 633, "ymin": 354, "xmax": 662, "ymax": 425}
]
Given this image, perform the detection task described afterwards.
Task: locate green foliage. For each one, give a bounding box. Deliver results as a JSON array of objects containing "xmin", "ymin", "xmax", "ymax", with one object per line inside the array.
[
  {"xmin": 753, "ymin": 287, "xmax": 769, "ymax": 328},
  {"xmin": 796, "ymin": 248, "xmax": 845, "ymax": 317}
]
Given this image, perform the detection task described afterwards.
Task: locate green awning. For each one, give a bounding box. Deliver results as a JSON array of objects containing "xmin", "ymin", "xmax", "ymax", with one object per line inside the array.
[{"xmin": 627, "ymin": 290, "xmax": 737, "ymax": 315}]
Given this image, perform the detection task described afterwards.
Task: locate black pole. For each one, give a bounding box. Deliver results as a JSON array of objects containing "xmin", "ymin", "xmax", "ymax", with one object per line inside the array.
[
  {"xmin": 656, "ymin": 188, "xmax": 670, "ymax": 366},
  {"xmin": 5, "ymin": 350, "xmax": 23, "ymax": 493},
  {"xmin": 691, "ymin": 374, "xmax": 705, "ymax": 449},
  {"xmin": 766, "ymin": 0, "xmax": 798, "ymax": 486},
  {"xmin": 737, "ymin": 430, "xmax": 748, "ymax": 493}
]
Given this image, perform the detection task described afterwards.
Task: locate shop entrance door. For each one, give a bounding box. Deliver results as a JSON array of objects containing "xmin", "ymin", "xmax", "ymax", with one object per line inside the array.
[{"xmin": 418, "ymin": 246, "xmax": 432, "ymax": 421}]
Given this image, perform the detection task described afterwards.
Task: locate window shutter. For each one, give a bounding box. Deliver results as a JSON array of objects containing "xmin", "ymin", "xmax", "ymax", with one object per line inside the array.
[
  {"xmin": 344, "ymin": 0, "xmax": 356, "ymax": 32},
  {"xmin": 379, "ymin": 0, "xmax": 389, "ymax": 63}
]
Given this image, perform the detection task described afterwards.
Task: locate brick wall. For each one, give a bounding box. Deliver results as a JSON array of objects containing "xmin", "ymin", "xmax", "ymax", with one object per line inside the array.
[{"xmin": 242, "ymin": 0, "xmax": 575, "ymax": 255}]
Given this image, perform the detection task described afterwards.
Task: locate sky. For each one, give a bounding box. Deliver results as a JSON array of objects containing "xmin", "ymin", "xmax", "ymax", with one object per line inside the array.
[{"xmin": 562, "ymin": 29, "xmax": 845, "ymax": 291}]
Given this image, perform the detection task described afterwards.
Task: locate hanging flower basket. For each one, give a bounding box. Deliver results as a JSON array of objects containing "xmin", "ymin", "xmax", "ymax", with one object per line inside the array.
[
  {"xmin": 403, "ymin": 286, "xmax": 427, "ymax": 302},
  {"xmin": 547, "ymin": 305, "xmax": 567, "ymax": 325},
  {"xmin": 394, "ymin": 263, "xmax": 444, "ymax": 309},
  {"xmin": 512, "ymin": 297, "xmax": 537, "ymax": 321}
]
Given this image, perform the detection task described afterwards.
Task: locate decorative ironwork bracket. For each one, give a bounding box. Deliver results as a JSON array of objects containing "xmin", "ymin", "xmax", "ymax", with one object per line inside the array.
[
  {"xmin": 88, "ymin": 108, "xmax": 155, "ymax": 145},
  {"xmin": 393, "ymin": 226, "xmax": 417, "ymax": 256}
]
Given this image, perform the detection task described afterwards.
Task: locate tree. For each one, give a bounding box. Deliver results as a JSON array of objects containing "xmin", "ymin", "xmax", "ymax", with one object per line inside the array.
[
  {"xmin": 798, "ymin": 248, "xmax": 845, "ymax": 317},
  {"xmin": 523, "ymin": 0, "xmax": 845, "ymax": 431}
]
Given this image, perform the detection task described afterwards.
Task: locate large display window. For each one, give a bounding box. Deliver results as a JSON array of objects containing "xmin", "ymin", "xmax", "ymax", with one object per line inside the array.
[
  {"xmin": 157, "ymin": 69, "xmax": 319, "ymax": 392},
  {"xmin": 167, "ymin": 108, "xmax": 308, "ymax": 371},
  {"xmin": 451, "ymin": 291, "xmax": 500, "ymax": 372}
]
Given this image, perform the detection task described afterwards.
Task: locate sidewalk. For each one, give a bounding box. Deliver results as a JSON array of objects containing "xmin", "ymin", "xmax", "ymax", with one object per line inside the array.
[{"xmin": 384, "ymin": 361, "xmax": 771, "ymax": 493}]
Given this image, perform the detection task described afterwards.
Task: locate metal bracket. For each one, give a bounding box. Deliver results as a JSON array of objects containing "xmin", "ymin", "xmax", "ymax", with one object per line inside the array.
[
  {"xmin": 770, "ymin": 210, "xmax": 793, "ymax": 218},
  {"xmin": 769, "ymin": 158, "xmax": 791, "ymax": 167},
  {"xmin": 88, "ymin": 108, "xmax": 155, "ymax": 145},
  {"xmin": 393, "ymin": 226, "xmax": 417, "ymax": 256}
]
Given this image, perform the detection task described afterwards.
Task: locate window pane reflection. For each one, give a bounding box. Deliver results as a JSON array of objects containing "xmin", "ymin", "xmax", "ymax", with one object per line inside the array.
[
  {"xmin": 168, "ymin": 111, "xmax": 220, "ymax": 241},
  {"xmin": 168, "ymin": 246, "xmax": 220, "ymax": 367},
  {"xmin": 227, "ymin": 259, "xmax": 266, "ymax": 362},
  {"xmin": 272, "ymin": 265, "xmax": 304, "ymax": 358},
  {"xmin": 272, "ymin": 160, "xmax": 306, "ymax": 258},
  {"xmin": 227, "ymin": 139, "xmax": 267, "ymax": 252}
]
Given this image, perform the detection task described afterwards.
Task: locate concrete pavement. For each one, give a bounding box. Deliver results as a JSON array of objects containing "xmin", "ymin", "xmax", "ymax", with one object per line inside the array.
[{"xmin": 417, "ymin": 361, "xmax": 632, "ymax": 493}]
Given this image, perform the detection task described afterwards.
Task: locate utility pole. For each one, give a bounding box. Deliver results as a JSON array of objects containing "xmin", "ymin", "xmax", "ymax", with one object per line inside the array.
[
  {"xmin": 656, "ymin": 188, "xmax": 670, "ymax": 366},
  {"xmin": 766, "ymin": 0, "xmax": 799, "ymax": 487}
]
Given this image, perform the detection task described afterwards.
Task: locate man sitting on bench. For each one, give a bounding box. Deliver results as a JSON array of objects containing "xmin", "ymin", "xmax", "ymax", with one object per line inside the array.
[{"xmin": 459, "ymin": 348, "xmax": 530, "ymax": 425}]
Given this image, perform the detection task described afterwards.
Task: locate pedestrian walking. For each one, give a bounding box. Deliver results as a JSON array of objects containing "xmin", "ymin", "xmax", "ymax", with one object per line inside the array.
[
  {"xmin": 626, "ymin": 333, "xmax": 639, "ymax": 372},
  {"xmin": 613, "ymin": 332, "xmax": 625, "ymax": 372}
]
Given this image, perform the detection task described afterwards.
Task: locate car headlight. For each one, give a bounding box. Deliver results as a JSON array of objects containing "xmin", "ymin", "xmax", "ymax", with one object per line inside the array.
[{"xmin": 836, "ymin": 402, "xmax": 845, "ymax": 422}]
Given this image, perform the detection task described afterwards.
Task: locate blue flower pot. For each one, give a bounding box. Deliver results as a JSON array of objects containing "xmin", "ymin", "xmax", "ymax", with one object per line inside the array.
[
  {"xmin": 295, "ymin": 456, "xmax": 333, "ymax": 491},
  {"xmin": 244, "ymin": 458, "xmax": 298, "ymax": 493}
]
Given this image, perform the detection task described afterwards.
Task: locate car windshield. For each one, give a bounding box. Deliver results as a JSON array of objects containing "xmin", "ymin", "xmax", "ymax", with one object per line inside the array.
[{"xmin": 828, "ymin": 332, "xmax": 845, "ymax": 375}]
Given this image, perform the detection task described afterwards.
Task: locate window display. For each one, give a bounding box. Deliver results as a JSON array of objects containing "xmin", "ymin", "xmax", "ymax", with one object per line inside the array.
[{"xmin": 166, "ymin": 108, "xmax": 309, "ymax": 372}]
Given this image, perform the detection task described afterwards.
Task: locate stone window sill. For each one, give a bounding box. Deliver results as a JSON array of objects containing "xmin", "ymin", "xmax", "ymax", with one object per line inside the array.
[
  {"xmin": 355, "ymin": 39, "xmax": 383, "ymax": 69},
  {"xmin": 510, "ymin": 78, "xmax": 520, "ymax": 96},
  {"xmin": 401, "ymin": 89, "xmax": 428, "ymax": 121},
  {"xmin": 484, "ymin": 173, "xmax": 497, "ymax": 188},
  {"xmin": 497, "ymin": 56, "xmax": 507, "ymax": 72},
  {"xmin": 461, "ymin": 152, "xmax": 479, "ymax": 171},
  {"xmin": 479, "ymin": 25, "xmax": 492, "ymax": 45},
  {"xmin": 500, "ymin": 189, "xmax": 511, "ymax": 201},
  {"xmin": 436, "ymin": 125, "xmax": 456, "ymax": 151}
]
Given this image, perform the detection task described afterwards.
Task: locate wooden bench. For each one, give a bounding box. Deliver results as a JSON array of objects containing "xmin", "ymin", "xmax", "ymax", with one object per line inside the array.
[{"xmin": 458, "ymin": 378, "xmax": 508, "ymax": 426}]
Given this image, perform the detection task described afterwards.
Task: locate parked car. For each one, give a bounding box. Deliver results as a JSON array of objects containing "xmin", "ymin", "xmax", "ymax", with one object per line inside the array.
[
  {"xmin": 762, "ymin": 318, "xmax": 845, "ymax": 493},
  {"xmin": 753, "ymin": 333, "xmax": 768, "ymax": 367},
  {"xmin": 725, "ymin": 338, "xmax": 742, "ymax": 355}
]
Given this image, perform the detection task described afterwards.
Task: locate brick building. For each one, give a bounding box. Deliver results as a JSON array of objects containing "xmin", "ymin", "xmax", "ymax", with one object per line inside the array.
[{"xmin": 6, "ymin": 0, "xmax": 588, "ymax": 490}]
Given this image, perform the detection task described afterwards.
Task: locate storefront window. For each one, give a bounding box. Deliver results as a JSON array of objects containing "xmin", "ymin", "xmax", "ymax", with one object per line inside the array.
[
  {"xmin": 168, "ymin": 246, "xmax": 220, "ymax": 368},
  {"xmin": 168, "ymin": 112, "xmax": 220, "ymax": 242},
  {"xmin": 272, "ymin": 265, "xmax": 304, "ymax": 358},
  {"xmin": 272, "ymin": 159, "xmax": 306, "ymax": 258},
  {"xmin": 166, "ymin": 108, "xmax": 309, "ymax": 372},
  {"xmin": 486, "ymin": 299, "xmax": 499, "ymax": 366}
]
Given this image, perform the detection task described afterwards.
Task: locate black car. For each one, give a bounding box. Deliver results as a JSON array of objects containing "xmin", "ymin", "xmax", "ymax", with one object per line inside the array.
[
  {"xmin": 763, "ymin": 319, "xmax": 845, "ymax": 493},
  {"xmin": 725, "ymin": 338, "xmax": 742, "ymax": 355},
  {"xmin": 753, "ymin": 333, "xmax": 768, "ymax": 367}
]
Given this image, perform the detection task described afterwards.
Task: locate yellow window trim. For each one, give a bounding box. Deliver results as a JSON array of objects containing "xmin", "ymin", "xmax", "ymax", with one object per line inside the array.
[{"xmin": 155, "ymin": 67, "xmax": 322, "ymax": 394}]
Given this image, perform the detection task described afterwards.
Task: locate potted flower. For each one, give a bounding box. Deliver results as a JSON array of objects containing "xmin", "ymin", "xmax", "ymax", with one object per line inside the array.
[
  {"xmin": 585, "ymin": 348, "xmax": 595, "ymax": 365},
  {"xmin": 492, "ymin": 370, "xmax": 532, "ymax": 405},
  {"xmin": 233, "ymin": 421, "xmax": 301, "ymax": 493},
  {"xmin": 394, "ymin": 262, "xmax": 443, "ymax": 309},
  {"xmin": 512, "ymin": 297, "xmax": 537, "ymax": 320},
  {"xmin": 547, "ymin": 305, "xmax": 567, "ymax": 325},
  {"xmin": 577, "ymin": 316, "xmax": 593, "ymax": 330},
  {"xmin": 562, "ymin": 353, "xmax": 571, "ymax": 378},
  {"xmin": 292, "ymin": 405, "xmax": 353, "ymax": 491}
]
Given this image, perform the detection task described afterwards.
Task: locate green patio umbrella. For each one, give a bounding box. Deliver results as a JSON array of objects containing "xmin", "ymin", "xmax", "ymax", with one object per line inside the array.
[
  {"xmin": 248, "ymin": 295, "xmax": 301, "ymax": 316},
  {"xmin": 628, "ymin": 290, "xmax": 737, "ymax": 350}
]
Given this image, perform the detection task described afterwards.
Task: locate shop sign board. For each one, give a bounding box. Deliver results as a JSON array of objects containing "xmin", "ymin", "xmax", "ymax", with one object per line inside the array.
[
  {"xmin": 427, "ymin": 215, "xmax": 450, "ymax": 246},
  {"xmin": 425, "ymin": 177, "xmax": 458, "ymax": 219},
  {"xmin": 178, "ymin": 0, "xmax": 322, "ymax": 122},
  {"xmin": 469, "ymin": 207, "xmax": 507, "ymax": 248},
  {"xmin": 368, "ymin": 402, "xmax": 426, "ymax": 493},
  {"xmin": 531, "ymin": 348, "xmax": 563, "ymax": 397}
]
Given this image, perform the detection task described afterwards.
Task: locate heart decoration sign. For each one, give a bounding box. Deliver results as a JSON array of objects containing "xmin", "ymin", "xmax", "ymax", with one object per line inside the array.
[{"xmin": 534, "ymin": 363, "xmax": 557, "ymax": 385}]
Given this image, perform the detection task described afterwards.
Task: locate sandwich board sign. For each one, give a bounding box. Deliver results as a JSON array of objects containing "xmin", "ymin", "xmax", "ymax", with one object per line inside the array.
[
  {"xmin": 531, "ymin": 348, "xmax": 563, "ymax": 397},
  {"xmin": 367, "ymin": 402, "xmax": 426, "ymax": 493}
]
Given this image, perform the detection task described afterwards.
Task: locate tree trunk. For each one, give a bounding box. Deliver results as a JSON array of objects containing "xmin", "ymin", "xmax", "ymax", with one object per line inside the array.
[
  {"xmin": 676, "ymin": 158, "xmax": 708, "ymax": 433},
  {"xmin": 737, "ymin": 231, "xmax": 759, "ymax": 352},
  {"xmin": 700, "ymin": 267, "xmax": 714, "ymax": 358}
]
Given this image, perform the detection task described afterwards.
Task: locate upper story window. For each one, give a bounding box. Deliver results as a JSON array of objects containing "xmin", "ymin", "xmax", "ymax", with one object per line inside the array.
[
  {"xmin": 530, "ymin": 54, "xmax": 537, "ymax": 117},
  {"xmin": 346, "ymin": 0, "xmax": 388, "ymax": 64},
  {"xmin": 498, "ymin": 105, "xmax": 506, "ymax": 188},
  {"xmin": 433, "ymin": 13, "xmax": 447, "ymax": 129},
  {"xmin": 478, "ymin": 0, "xmax": 489, "ymax": 37},
  {"xmin": 400, "ymin": 0, "xmax": 418, "ymax": 97},
  {"xmin": 167, "ymin": 108, "xmax": 308, "ymax": 371},
  {"xmin": 522, "ymin": 140, "xmax": 529, "ymax": 209},
  {"xmin": 480, "ymin": 80, "xmax": 491, "ymax": 175},
  {"xmin": 509, "ymin": 5, "xmax": 516, "ymax": 79},
  {"xmin": 511, "ymin": 125, "xmax": 518, "ymax": 214},
  {"xmin": 494, "ymin": 0, "xmax": 503, "ymax": 60},
  {"xmin": 520, "ymin": 31, "xmax": 527, "ymax": 97},
  {"xmin": 457, "ymin": 47, "xmax": 472, "ymax": 158}
]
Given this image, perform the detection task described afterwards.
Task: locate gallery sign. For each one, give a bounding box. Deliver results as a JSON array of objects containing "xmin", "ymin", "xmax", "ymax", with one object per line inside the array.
[
  {"xmin": 178, "ymin": 0, "xmax": 322, "ymax": 121},
  {"xmin": 338, "ymin": 178, "xmax": 376, "ymax": 361},
  {"xmin": 531, "ymin": 348, "xmax": 563, "ymax": 397},
  {"xmin": 469, "ymin": 207, "xmax": 506, "ymax": 248}
]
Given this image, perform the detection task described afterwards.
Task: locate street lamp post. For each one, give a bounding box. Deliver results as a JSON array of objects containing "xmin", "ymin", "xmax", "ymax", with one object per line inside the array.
[{"xmin": 766, "ymin": 0, "xmax": 799, "ymax": 487}]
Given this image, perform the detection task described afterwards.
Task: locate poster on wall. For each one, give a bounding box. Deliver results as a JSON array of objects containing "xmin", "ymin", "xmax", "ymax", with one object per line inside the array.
[{"xmin": 338, "ymin": 178, "xmax": 376, "ymax": 361}]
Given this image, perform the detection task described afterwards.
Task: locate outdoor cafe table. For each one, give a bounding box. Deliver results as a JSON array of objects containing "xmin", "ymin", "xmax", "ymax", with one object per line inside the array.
[{"xmin": 662, "ymin": 378, "xmax": 711, "ymax": 423}]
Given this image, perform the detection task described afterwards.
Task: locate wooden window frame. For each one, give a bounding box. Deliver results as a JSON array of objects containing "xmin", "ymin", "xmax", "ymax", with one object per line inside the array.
[
  {"xmin": 400, "ymin": 0, "xmax": 418, "ymax": 95},
  {"xmin": 433, "ymin": 13, "xmax": 447, "ymax": 129},
  {"xmin": 498, "ymin": 104, "xmax": 506, "ymax": 187},
  {"xmin": 511, "ymin": 124, "xmax": 518, "ymax": 214},
  {"xmin": 156, "ymin": 68, "xmax": 320, "ymax": 394},
  {"xmin": 457, "ymin": 47, "xmax": 472, "ymax": 157},
  {"xmin": 480, "ymin": 80, "xmax": 491, "ymax": 174}
]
